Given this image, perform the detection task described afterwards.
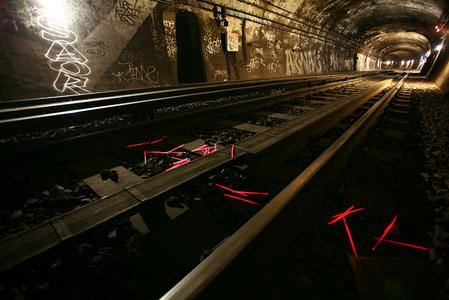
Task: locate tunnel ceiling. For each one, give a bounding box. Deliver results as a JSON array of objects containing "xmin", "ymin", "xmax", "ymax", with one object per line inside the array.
[{"xmin": 284, "ymin": 0, "xmax": 448, "ymax": 59}]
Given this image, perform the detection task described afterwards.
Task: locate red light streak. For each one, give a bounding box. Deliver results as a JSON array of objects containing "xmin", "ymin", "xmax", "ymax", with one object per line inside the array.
[
  {"xmin": 214, "ymin": 183, "xmax": 269, "ymax": 197},
  {"xmin": 327, "ymin": 205, "xmax": 364, "ymax": 225},
  {"xmin": 145, "ymin": 150, "xmax": 185, "ymax": 155},
  {"xmin": 145, "ymin": 144, "xmax": 186, "ymax": 155},
  {"xmin": 344, "ymin": 218, "xmax": 358, "ymax": 257},
  {"xmin": 373, "ymin": 238, "xmax": 428, "ymax": 251},
  {"xmin": 127, "ymin": 138, "xmax": 163, "ymax": 148},
  {"xmin": 191, "ymin": 144, "xmax": 217, "ymax": 156},
  {"xmin": 231, "ymin": 144, "xmax": 235, "ymax": 158},
  {"xmin": 165, "ymin": 157, "xmax": 191, "ymax": 172},
  {"xmin": 327, "ymin": 205, "xmax": 364, "ymax": 257},
  {"xmin": 371, "ymin": 215, "xmax": 397, "ymax": 251},
  {"xmin": 223, "ymin": 193, "xmax": 261, "ymax": 206},
  {"xmin": 143, "ymin": 144, "xmax": 187, "ymax": 163}
]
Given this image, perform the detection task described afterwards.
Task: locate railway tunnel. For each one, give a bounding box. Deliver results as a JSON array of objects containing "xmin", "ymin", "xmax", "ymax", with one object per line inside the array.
[{"xmin": 1, "ymin": 0, "xmax": 449, "ymax": 299}]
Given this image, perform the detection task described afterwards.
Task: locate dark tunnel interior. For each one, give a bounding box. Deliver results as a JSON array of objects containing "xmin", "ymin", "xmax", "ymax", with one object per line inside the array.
[{"xmin": 2, "ymin": 1, "xmax": 449, "ymax": 300}]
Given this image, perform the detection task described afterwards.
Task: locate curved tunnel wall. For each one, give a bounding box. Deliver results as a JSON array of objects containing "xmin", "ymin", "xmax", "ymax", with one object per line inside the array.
[
  {"xmin": 1, "ymin": 0, "xmax": 447, "ymax": 100},
  {"xmin": 0, "ymin": 0, "xmax": 378, "ymax": 101}
]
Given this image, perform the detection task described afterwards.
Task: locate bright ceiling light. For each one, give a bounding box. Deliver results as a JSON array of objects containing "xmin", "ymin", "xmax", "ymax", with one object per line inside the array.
[{"xmin": 39, "ymin": 0, "xmax": 70, "ymax": 24}]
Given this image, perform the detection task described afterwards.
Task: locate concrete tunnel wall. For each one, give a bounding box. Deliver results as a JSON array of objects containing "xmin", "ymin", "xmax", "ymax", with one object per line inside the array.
[{"xmin": 0, "ymin": 0, "xmax": 379, "ymax": 101}]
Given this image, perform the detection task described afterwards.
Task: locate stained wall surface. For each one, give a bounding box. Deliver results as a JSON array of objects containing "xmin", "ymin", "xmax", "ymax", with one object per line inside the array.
[
  {"xmin": 1, "ymin": 0, "xmax": 447, "ymax": 100},
  {"xmin": 0, "ymin": 0, "xmax": 376, "ymax": 100}
]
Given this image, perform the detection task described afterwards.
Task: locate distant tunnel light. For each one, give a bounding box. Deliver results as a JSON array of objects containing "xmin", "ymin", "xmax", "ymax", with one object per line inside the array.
[{"xmin": 436, "ymin": 44, "xmax": 443, "ymax": 51}]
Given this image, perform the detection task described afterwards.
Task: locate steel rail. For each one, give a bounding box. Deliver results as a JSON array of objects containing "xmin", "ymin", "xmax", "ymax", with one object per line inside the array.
[
  {"xmin": 0, "ymin": 72, "xmax": 369, "ymax": 107},
  {"xmin": 160, "ymin": 75, "xmax": 407, "ymax": 300},
  {"xmin": 0, "ymin": 72, "xmax": 375, "ymax": 126}
]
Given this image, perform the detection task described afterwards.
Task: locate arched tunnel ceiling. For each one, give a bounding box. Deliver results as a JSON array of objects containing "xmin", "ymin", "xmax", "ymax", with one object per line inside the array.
[{"xmin": 279, "ymin": 0, "xmax": 448, "ymax": 59}]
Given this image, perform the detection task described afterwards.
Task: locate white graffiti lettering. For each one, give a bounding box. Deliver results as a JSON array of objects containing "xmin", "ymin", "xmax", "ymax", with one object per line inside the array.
[
  {"xmin": 246, "ymin": 56, "xmax": 265, "ymax": 73},
  {"xmin": 115, "ymin": 0, "xmax": 141, "ymax": 26},
  {"xmin": 85, "ymin": 39, "xmax": 107, "ymax": 57},
  {"xmin": 205, "ymin": 37, "xmax": 221, "ymax": 54},
  {"xmin": 285, "ymin": 49, "xmax": 302, "ymax": 75},
  {"xmin": 112, "ymin": 61, "xmax": 159, "ymax": 85},
  {"xmin": 261, "ymin": 29, "xmax": 275, "ymax": 42},
  {"xmin": 163, "ymin": 19, "xmax": 176, "ymax": 60},
  {"xmin": 213, "ymin": 69, "xmax": 228, "ymax": 81},
  {"xmin": 37, "ymin": 14, "xmax": 91, "ymax": 94},
  {"xmin": 266, "ymin": 62, "xmax": 280, "ymax": 73}
]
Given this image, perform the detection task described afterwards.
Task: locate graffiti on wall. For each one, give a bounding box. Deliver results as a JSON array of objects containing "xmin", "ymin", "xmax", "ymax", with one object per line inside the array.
[
  {"xmin": 205, "ymin": 36, "xmax": 221, "ymax": 54},
  {"xmin": 37, "ymin": 13, "xmax": 91, "ymax": 94},
  {"xmin": 247, "ymin": 56, "xmax": 266, "ymax": 73},
  {"xmin": 202, "ymin": 23, "xmax": 222, "ymax": 56},
  {"xmin": 246, "ymin": 27, "xmax": 282, "ymax": 74},
  {"xmin": 85, "ymin": 39, "xmax": 108, "ymax": 57},
  {"xmin": 214, "ymin": 69, "xmax": 228, "ymax": 81},
  {"xmin": 115, "ymin": 0, "xmax": 142, "ymax": 26},
  {"xmin": 285, "ymin": 47, "xmax": 325, "ymax": 75},
  {"xmin": 163, "ymin": 19, "xmax": 176, "ymax": 60},
  {"xmin": 112, "ymin": 61, "xmax": 159, "ymax": 85}
]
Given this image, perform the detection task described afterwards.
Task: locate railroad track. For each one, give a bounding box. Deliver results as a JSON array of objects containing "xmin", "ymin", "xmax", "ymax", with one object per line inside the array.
[
  {"xmin": 159, "ymin": 74, "xmax": 408, "ymax": 300},
  {"xmin": 0, "ymin": 72, "xmax": 401, "ymax": 299},
  {"xmin": 181, "ymin": 76, "xmax": 436, "ymax": 300},
  {"xmin": 0, "ymin": 72, "xmax": 377, "ymax": 151}
]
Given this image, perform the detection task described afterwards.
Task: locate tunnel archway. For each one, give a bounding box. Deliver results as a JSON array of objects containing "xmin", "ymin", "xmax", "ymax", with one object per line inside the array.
[{"xmin": 175, "ymin": 10, "xmax": 206, "ymax": 84}]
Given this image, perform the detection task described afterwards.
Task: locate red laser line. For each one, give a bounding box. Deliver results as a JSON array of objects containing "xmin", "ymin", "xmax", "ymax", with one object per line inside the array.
[
  {"xmin": 192, "ymin": 144, "xmax": 217, "ymax": 156},
  {"xmin": 328, "ymin": 205, "xmax": 364, "ymax": 225},
  {"xmin": 191, "ymin": 144, "xmax": 208, "ymax": 152},
  {"xmin": 231, "ymin": 144, "xmax": 235, "ymax": 158},
  {"xmin": 214, "ymin": 184, "xmax": 269, "ymax": 197},
  {"xmin": 237, "ymin": 191, "xmax": 269, "ymax": 196},
  {"xmin": 127, "ymin": 138, "xmax": 163, "ymax": 148},
  {"xmin": 373, "ymin": 238, "xmax": 428, "ymax": 251},
  {"xmin": 165, "ymin": 158, "xmax": 190, "ymax": 172},
  {"xmin": 214, "ymin": 183, "xmax": 237, "ymax": 194},
  {"xmin": 344, "ymin": 218, "xmax": 358, "ymax": 257},
  {"xmin": 372, "ymin": 215, "xmax": 398, "ymax": 251},
  {"xmin": 327, "ymin": 205, "xmax": 364, "ymax": 257},
  {"xmin": 223, "ymin": 193, "xmax": 261, "ymax": 206},
  {"xmin": 145, "ymin": 151, "xmax": 185, "ymax": 155}
]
